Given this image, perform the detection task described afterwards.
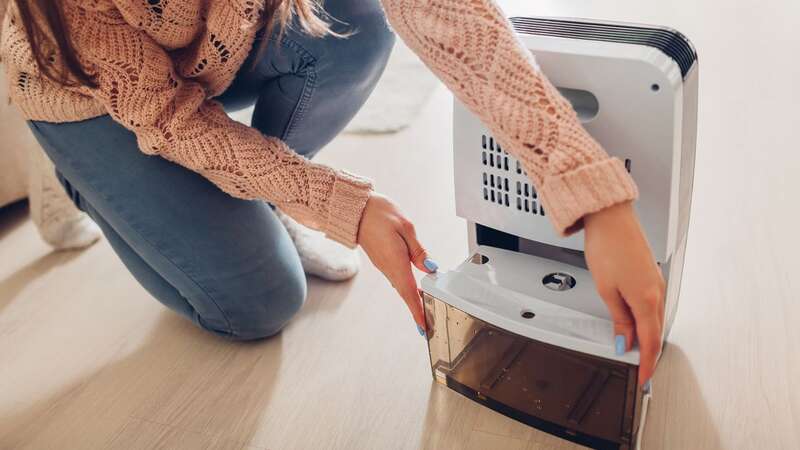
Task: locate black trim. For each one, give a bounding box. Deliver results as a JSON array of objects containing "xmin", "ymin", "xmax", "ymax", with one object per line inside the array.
[
  {"xmin": 510, "ymin": 17, "xmax": 697, "ymax": 79},
  {"xmin": 475, "ymin": 223, "xmax": 519, "ymax": 252},
  {"xmin": 447, "ymin": 377, "xmax": 622, "ymax": 450}
]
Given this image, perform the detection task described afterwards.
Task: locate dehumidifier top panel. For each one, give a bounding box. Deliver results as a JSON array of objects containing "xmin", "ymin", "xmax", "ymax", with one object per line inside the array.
[{"xmin": 510, "ymin": 17, "xmax": 698, "ymax": 78}]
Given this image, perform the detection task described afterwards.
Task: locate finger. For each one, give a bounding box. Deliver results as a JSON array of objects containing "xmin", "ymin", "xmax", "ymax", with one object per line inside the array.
[
  {"xmin": 626, "ymin": 290, "xmax": 664, "ymax": 385},
  {"xmin": 393, "ymin": 266, "xmax": 426, "ymax": 330},
  {"xmin": 379, "ymin": 233, "xmax": 426, "ymax": 330},
  {"xmin": 634, "ymin": 312, "xmax": 662, "ymax": 385},
  {"xmin": 418, "ymin": 288, "xmax": 434, "ymax": 331},
  {"xmin": 396, "ymin": 219, "xmax": 435, "ymax": 273},
  {"xmin": 597, "ymin": 285, "xmax": 636, "ymax": 355}
]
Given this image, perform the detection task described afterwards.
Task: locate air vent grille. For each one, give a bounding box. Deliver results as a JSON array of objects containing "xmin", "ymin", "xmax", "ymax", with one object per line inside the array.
[{"xmin": 480, "ymin": 134, "xmax": 545, "ymax": 216}]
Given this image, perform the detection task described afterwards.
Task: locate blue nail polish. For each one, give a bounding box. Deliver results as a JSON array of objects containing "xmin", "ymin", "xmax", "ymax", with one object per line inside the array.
[
  {"xmin": 643, "ymin": 380, "xmax": 652, "ymax": 394},
  {"xmin": 615, "ymin": 335, "xmax": 625, "ymax": 355},
  {"xmin": 423, "ymin": 258, "xmax": 439, "ymax": 273},
  {"xmin": 417, "ymin": 324, "xmax": 426, "ymax": 337}
]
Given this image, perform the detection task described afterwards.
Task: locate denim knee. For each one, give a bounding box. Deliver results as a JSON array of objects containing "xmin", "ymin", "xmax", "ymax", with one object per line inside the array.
[
  {"xmin": 225, "ymin": 272, "xmax": 307, "ymax": 341},
  {"xmin": 193, "ymin": 259, "xmax": 307, "ymax": 341}
]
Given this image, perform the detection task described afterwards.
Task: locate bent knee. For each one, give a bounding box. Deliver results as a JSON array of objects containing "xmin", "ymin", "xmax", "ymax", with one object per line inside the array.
[
  {"xmin": 197, "ymin": 271, "xmax": 307, "ymax": 341},
  {"xmin": 233, "ymin": 274, "xmax": 307, "ymax": 340}
]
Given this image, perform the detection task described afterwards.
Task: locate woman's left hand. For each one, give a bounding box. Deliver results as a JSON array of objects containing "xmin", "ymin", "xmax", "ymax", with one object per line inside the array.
[{"xmin": 584, "ymin": 201, "xmax": 666, "ymax": 385}]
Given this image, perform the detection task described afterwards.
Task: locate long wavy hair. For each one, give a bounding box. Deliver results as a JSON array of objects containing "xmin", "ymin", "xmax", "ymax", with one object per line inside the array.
[{"xmin": 5, "ymin": 0, "xmax": 334, "ymax": 89}]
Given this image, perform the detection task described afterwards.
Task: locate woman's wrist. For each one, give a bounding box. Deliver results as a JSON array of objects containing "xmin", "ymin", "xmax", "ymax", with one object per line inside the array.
[
  {"xmin": 356, "ymin": 191, "xmax": 377, "ymax": 246},
  {"xmin": 324, "ymin": 172, "xmax": 373, "ymax": 248},
  {"xmin": 584, "ymin": 201, "xmax": 635, "ymax": 230}
]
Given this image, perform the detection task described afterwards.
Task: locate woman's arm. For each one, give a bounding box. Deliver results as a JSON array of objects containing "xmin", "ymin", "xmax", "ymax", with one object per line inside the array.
[
  {"xmin": 63, "ymin": 3, "xmax": 372, "ymax": 248},
  {"xmin": 380, "ymin": 0, "xmax": 638, "ymax": 234}
]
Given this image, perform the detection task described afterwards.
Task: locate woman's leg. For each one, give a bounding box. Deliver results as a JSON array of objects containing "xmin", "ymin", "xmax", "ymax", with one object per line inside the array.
[
  {"xmin": 217, "ymin": 0, "xmax": 395, "ymax": 280},
  {"xmin": 218, "ymin": 0, "xmax": 395, "ymax": 157},
  {"xmin": 25, "ymin": 0, "xmax": 392, "ymax": 338},
  {"xmin": 28, "ymin": 116, "xmax": 306, "ymax": 340}
]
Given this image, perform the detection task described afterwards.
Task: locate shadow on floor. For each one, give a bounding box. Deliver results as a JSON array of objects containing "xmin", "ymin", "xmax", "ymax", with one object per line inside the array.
[
  {"xmin": 0, "ymin": 200, "xmax": 29, "ymax": 241},
  {"xmin": 0, "ymin": 312, "xmax": 284, "ymax": 449},
  {"xmin": 642, "ymin": 344, "xmax": 722, "ymax": 449},
  {"xmin": 0, "ymin": 199, "xmax": 85, "ymax": 316},
  {"xmin": 0, "ymin": 250, "xmax": 82, "ymax": 314},
  {"xmin": 0, "ymin": 255, "xmax": 363, "ymax": 449}
]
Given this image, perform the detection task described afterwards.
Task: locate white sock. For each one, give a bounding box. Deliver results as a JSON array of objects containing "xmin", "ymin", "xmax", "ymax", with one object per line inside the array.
[
  {"xmin": 41, "ymin": 214, "xmax": 102, "ymax": 251},
  {"xmin": 276, "ymin": 210, "xmax": 360, "ymax": 281},
  {"xmin": 28, "ymin": 146, "xmax": 102, "ymax": 251}
]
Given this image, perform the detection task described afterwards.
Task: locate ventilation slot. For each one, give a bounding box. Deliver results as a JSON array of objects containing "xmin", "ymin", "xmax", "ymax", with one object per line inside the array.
[
  {"xmin": 479, "ymin": 135, "xmax": 543, "ymax": 215},
  {"xmin": 481, "ymin": 172, "xmax": 514, "ymax": 209}
]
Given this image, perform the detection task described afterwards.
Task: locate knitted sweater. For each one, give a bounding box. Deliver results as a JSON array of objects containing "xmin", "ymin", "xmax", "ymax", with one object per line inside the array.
[{"xmin": 0, "ymin": 0, "xmax": 638, "ymax": 248}]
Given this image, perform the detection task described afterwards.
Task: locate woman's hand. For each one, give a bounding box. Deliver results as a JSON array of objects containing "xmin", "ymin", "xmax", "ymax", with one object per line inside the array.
[
  {"xmin": 584, "ymin": 201, "xmax": 666, "ymax": 385},
  {"xmin": 357, "ymin": 193, "xmax": 435, "ymax": 331}
]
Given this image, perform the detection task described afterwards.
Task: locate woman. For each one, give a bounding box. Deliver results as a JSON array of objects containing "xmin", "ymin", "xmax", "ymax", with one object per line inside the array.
[{"xmin": 0, "ymin": 0, "xmax": 664, "ymax": 384}]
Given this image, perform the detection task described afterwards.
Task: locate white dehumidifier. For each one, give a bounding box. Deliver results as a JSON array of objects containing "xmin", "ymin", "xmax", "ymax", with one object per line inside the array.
[{"xmin": 421, "ymin": 17, "xmax": 698, "ymax": 450}]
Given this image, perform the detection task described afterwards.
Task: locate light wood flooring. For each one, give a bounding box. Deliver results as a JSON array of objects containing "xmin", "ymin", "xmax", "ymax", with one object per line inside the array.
[{"xmin": 2, "ymin": 1, "xmax": 799, "ymax": 448}]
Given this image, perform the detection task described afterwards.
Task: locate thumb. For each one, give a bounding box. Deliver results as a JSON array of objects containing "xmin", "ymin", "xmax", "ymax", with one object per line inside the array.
[
  {"xmin": 598, "ymin": 285, "xmax": 636, "ymax": 355},
  {"xmin": 396, "ymin": 219, "xmax": 435, "ymax": 273}
]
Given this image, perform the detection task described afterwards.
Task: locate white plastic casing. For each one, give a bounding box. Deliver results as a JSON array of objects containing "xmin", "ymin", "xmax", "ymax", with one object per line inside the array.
[
  {"xmin": 453, "ymin": 26, "xmax": 698, "ymax": 263},
  {"xmin": 436, "ymin": 18, "xmax": 698, "ymax": 365}
]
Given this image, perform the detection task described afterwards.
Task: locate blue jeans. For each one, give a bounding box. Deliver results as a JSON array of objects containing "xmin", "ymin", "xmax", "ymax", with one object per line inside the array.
[{"xmin": 28, "ymin": 0, "xmax": 395, "ymax": 340}]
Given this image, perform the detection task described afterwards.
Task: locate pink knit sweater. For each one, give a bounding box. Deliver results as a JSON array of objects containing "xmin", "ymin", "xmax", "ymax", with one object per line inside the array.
[{"xmin": 0, "ymin": 0, "xmax": 637, "ymax": 247}]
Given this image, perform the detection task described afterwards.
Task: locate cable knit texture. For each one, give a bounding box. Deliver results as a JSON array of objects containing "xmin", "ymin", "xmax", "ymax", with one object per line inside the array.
[{"xmin": 1, "ymin": 0, "xmax": 638, "ymax": 245}]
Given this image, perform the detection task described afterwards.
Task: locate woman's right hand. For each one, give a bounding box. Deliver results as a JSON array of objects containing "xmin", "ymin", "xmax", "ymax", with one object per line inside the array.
[{"xmin": 357, "ymin": 193, "xmax": 435, "ymax": 331}]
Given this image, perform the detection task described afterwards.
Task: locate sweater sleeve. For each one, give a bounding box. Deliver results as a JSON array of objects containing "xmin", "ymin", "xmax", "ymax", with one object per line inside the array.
[
  {"xmin": 66, "ymin": 4, "xmax": 371, "ymax": 248},
  {"xmin": 380, "ymin": 0, "xmax": 638, "ymax": 235}
]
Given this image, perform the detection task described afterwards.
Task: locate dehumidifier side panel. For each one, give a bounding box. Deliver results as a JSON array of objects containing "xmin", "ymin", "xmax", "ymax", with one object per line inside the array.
[
  {"xmin": 678, "ymin": 65, "xmax": 699, "ymax": 248},
  {"xmin": 663, "ymin": 64, "xmax": 699, "ymax": 340}
]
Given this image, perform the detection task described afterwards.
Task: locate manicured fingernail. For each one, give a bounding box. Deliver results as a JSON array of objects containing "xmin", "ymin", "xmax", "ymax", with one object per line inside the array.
[
  {"xmin": 615, "ymin": 335, "xmax": 625, "ymax": 355},
  {"xmin": 643, "ymin": 380, "xmax": 652, "ymax": 394},
  {"xmin": 423, "ymin": 258, "xmax": 438, "ymax": 273},
  {"xmin": 417, "ymin": 324, "xmax": 426, "ymax": 337}
]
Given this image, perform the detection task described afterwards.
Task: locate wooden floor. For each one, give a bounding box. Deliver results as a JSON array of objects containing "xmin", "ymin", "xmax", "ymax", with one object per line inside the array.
[{"xmin": 2, "ymin": 1, "xmax": 799, "ymax": 449}]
